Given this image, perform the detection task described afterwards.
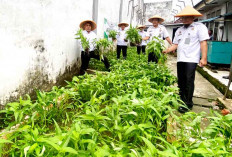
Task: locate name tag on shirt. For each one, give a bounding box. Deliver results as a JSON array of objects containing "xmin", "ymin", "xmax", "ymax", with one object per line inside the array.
[{"xmin": 184, "ymin": 38, "xmax": 190, "ymax": 45}]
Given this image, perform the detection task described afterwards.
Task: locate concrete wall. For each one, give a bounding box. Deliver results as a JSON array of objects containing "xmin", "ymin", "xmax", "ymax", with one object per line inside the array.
[
  {"xmin": 144, "ymin": 1, "xmax": 173, "ymax": 25},
  {"xmin": 0, "ymin": 0, "xmax": 91, "ymax": 106}
]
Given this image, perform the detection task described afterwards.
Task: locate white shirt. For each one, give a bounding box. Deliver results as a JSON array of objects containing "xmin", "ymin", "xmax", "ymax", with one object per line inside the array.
[
  {"xmin": 173, "ymin": 22, "xmax": 210, "ymax": 63},
  {"xmin": 80, "ymin": 30, "xmax": 97, "ymax": 51},
  {"xmin": 116, "ymin": 29, "xmax": 128, "ymax": 46},
  {"xmin": 146, "ymin": 25, "xmax": 169, "ymax": 40},
  {"xmin": 138, "ymin": 31, "xmax": 147, "ymax": 46}
]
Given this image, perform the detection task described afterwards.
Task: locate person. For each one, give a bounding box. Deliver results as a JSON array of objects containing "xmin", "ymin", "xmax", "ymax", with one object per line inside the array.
[
  {"xmin": 208, "ymin": 30, "xmax": 213, "ymax": 40},
  {"xmin": 163, "ymin": 6, "xmax": 209, "ymax": 113},
  {"xmin": 116, "ymin": 22, "xmax": 129, "ymax": 59},
  {"xmin": 79, "ymin": 20, "xmax": 110, "ymax": 75},
  {"xmin": 137, "ymin": 25, "xmax": 147, "ymax": 55},
  {"xmin": 143, "ymin": 15, "xmax": 172, "ymax": 63}
]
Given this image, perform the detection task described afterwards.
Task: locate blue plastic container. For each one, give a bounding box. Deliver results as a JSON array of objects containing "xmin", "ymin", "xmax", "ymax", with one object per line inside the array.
[{"xmin": 207, "ymin": 41, "xmax": 232, "ymax": 64}]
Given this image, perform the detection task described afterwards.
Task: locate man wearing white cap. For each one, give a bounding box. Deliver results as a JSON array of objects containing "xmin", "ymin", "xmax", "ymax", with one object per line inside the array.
[
  {"xmin": 144, "ymin": 15, "xmax": 172, "ymax": 63},
  {"xmin": 79, "ymin": 20, "xmax": 110, "ymax": 75},
  {"xmin": 163, "ymin": 6, "xmax": 209, "ymax": 113},
  {"xmin": 116, "ymin": 22, "xmax": 129, "ymax": 59},
  {"xmin": 137, "ymin": 25, "xmax": 147, "ymax": 55}
]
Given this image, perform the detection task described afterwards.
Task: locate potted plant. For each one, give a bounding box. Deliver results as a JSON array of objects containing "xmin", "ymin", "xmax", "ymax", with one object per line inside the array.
[{"xmin": 125, "ymin": 26, "xmax": 142, "ymax": 46}]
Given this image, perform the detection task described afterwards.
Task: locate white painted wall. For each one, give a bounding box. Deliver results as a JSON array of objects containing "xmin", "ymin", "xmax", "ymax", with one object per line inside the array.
[{"xmin": 0, "ymin": 0, "xmax": 93, "ymax": 105}]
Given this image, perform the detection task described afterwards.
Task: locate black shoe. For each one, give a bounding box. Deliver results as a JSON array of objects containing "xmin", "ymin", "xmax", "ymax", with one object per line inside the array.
[
  {"xmin": 178, "ymin": 107, "xmax": 190, "ymax": 113},
  {"xmin": 80, "ymin": 69, "xmax": 86, "ymax": 75}
]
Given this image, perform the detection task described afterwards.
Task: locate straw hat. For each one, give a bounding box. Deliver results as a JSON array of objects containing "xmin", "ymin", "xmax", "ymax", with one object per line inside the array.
[
  {"xmin": 175, "ymin": 6, "xmax": 202, "ymax": 17},
  {"xmin": 118, "ymin": 22, "xmax": 129, "ymax": 27},
  {"xmin": 137, "ymin": 25, "xmax": 146, "ymax": 29},
  {"xmin": 79, "ymin": 20, "xmax": 97, "ymax": 31},
  {"xmin": 148, "ymin": 15, "xmax": 164, "ymax": 23}
]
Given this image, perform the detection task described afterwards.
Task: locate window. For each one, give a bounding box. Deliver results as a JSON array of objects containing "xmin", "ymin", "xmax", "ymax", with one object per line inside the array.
[
  {"xmin": 216, "ymin": 10, "xmax": 221, "ymax": 16},
  {"xmin": 213, "ymin": 22, "xmax": 219, "ymax": 41},
  {"xmin": 211, "ymin": 12, "xmax": 215, "ymax": 18}
]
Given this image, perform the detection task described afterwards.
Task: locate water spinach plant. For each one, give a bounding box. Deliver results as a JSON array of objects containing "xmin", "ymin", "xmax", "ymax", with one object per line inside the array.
[
  {"xmin": 126, "ymin": 26, "xmax": 142, "ymax": 46},
  {"xmin": 75, "ymin": 29, "xmax": 90, "ymax": 52},
  {"xmin": 108, "ymin": 30, "xmax": 117, "ymax": 40},
  {"xmin": 146, "ymin": 36, "xmax": 167, "ymax": 64},
  {"xmin": 0, "ymin": 48, "xmax": 231, "ymax": 156}
]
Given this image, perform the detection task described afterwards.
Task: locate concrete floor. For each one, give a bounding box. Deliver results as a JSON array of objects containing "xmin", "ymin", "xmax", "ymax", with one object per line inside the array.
[{"xmin": 166, "ymin": 54, "xmax": 223, "ymax": 114}]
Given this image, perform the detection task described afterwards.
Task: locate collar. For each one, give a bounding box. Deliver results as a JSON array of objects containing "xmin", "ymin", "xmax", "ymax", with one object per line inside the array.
[
  {"xmin": 83, "ymin": 30, "xmax": 92, "ymax": 34},
  {"xmin": 152, "ymin": 24, "xmax": 160, "ymax": 29},
  {"xmin": 182, "ymin": 22, "xmax": 195, "ymax": 29}
]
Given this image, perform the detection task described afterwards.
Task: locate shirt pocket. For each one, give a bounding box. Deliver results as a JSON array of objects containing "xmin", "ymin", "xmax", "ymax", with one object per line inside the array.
[
  {"xmin": 176, "ymin": 34, "xmax": 183, "ymax": 43},
  {"xmin": 189, "ymin": 30, "xmax": 198, "ymax": 41}
]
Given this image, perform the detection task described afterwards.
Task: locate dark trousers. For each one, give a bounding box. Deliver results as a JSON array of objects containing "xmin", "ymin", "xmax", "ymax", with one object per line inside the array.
[
  {"xmin": 177, "ymin": 62, "xmax": 197, "ymax": 108},
  {"xmin": 148, "ymin": 52, "xmax": 158, "ymax": 63},
  {"xmin": 137, "ymin": 45, "xmax": 146, "ymax": 54},
  {"xmin": 80, "ymin": 51, "xmax": 110, "ymax": 73},
  {"xmin": 117, "ymin": 45, "xmax": 127, "ymax": 59}
]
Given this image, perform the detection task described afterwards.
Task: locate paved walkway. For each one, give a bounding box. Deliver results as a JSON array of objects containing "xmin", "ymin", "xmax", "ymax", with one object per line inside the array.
[{"xmin": 166, "ymin": 54, "xmax": 223, "ymax": 114}]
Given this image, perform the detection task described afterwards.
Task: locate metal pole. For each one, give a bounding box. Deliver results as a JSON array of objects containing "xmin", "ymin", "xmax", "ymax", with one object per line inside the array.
[
  {"xmin": 119, "ymin": 0, "xmax": 123, "ymax": 23},
  {"xmin": 92, "ymin": 0, "xmax": 98, "ymax": 33},
  {"xmin": 223, "ymin": 58, "xmax": 232, "ymax": 100},
  {"xmin": 190, "ymin": 0, "xmax": 194, "ymax": 7}
]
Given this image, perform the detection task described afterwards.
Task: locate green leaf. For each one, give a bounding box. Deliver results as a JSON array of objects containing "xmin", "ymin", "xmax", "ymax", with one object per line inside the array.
[
  {"xmin": 61, "ymin": 147, "xmax": 78, "ymax": 154},
  {"xmin": 53, "ymin": 119, "xmax": 62, "ymax": 136}
]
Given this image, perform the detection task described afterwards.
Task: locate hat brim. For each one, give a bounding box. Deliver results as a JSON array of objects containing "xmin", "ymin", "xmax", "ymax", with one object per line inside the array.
[
  {"xmin": 137, "ymin": 25, "xmax": 146, "ymax": 29},
  {"xmin": 118, "ymin": 23, "xmax": 129, "ymax": 27},
  {"xmin": 80, "ymin": 20, "xmax": 97, "ymax": 31},
  {"xmin": 175, "ymin": 14, "xmax": 202, "ymax": 17},
  {"xmin": 148, "ymin": 17, "xmax": 165, "ymax": 23}
]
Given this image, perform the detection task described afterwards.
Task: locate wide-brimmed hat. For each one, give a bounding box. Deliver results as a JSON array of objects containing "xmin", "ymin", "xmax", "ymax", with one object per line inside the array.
[
  {"xmin": 118, "ymin": 22, "xmax": 129, "ymax": 27},
  {"xmin": 137, "ymin": 25, "xmax": 146, "ymax": 29},
  {"xmin": 148, "ymin": 15, "xmax": 165, "ymax": 23},
  {"xmin": 175, "ymin": 6, "xmax": 202, "ymax": 17},
  {"xmin": 79, "ymin": 20, "xmax": 97, "ymax": 31}
]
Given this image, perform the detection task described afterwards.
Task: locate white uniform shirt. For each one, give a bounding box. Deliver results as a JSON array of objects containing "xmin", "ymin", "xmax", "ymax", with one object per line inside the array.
[
  {"xmin": 146, "ymin": 25, "xmax": 169, "ymax": 40},
  {"xmin": 116, "ymin": 29, "xmax": 128, "ymax": 46},
  {"xmin": 173, "ymin": 22, "xmax": 209, "ymax": 63},
  {"xmin": 138, "ymin": 31, "xmax": 147, "ymax": 46},
  {"xmin": 80, "ymin": 30, "xmax": 97, "ymax": 51}
]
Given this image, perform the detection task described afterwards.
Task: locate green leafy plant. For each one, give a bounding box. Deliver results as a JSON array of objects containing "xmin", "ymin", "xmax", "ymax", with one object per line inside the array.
[
  {"xmin": 94, "ymin": 38, "xmax": 113, "ymax": 60},
  {"xmin": 108, "ymin": 30, "xmax": 117, "ymax": 40},
  {"xmin": 146, "ymin": 36, "xmax": 167, "ymax": 64},
  {"xmin": 75, "ymin": 29, "xmax": 90, "ymax": 52},
  {"xmin": 126, "ymin": 26, "xmax": 142, "ymax": 46},
  {"xmin": 1, "ymin": 47, "xmax": 232, "ymax": 156}
]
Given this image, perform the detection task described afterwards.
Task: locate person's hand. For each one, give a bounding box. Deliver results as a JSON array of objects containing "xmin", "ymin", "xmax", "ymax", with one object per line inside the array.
[
  {"xmin": 162, "ymin": 49, "xmax": 169, "ymax": 54},
  {"xmin": 199, "ymin": 58, "xmax": 207, "ymax": 67},
  {"xmin": 124, "ymin": 39, "xmax": 128, "ymax": 42}
]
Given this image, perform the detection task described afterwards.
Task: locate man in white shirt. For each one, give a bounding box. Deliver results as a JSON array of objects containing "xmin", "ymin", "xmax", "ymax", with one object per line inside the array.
[
  {"xmin": 163, "ymin": 6, "xmax": 209, "ymax": 113},
  {"xmin": 137, "ymin": 25, "xmax": 147, "ymax": 55},
  {"xmin": 144, "ymin": 15, "xmax": 172, "ymax": 63},
  {"xmin": 116, "ymin": 22, "xmax": 129, "ymax": 59},
  {"xmin": 79, "ymin": 20, "xmax": 110, "ymax": 75}
]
